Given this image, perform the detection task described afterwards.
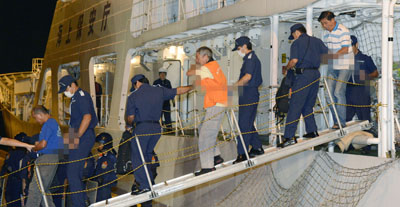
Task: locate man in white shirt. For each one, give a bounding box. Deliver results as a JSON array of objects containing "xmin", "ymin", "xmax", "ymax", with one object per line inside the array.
[{"xmin": 318, "ymin": 11, "xmax": 354, "ymax": 129}]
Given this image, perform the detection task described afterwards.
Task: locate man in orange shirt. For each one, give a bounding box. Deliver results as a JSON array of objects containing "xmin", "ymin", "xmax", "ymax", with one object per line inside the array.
[{"xmin": 187, "ymin": 46, "xmax": 227, "ymax": 176}]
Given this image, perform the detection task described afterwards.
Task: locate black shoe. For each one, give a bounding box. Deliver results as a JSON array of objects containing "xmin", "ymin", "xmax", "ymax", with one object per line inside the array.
[
  {"xmin": 233, "ymin": 154, "xmax": 248, "ymax": 164},
  {"xmin": 278, "ymin": 137, "xmax": 297, "ymax": 148},
  {"xmin": 303, "ymin": 131, "xmax": 319, "ymax": 138},
  {"xmin": 249, "ymin": 147, "xmax": 264, "ymax": 158},
  {"xmin": 131, "ymin": 188, "xmax": 150, "ymax": 195},
  {"xmin": 194, "ymin": 168, "xmax": 216, "ymax": 176},
  {"xmin": 214, "ymin": 155, "xmax": 224, "ymax": 166}
]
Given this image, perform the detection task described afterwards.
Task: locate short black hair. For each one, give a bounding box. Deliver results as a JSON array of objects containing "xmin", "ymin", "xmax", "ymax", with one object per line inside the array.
[
  {"xmin": 71, "ymin": 80, "xmax": 78, "ymax": 87},
  {"xmin": 245, "ymin": 42, "xmax": 252, "ymax": 50},
  {"xmin": 318, "ymin": 11, "xmax": 335, "ymax": 22},
  {"xmin": 297, "ymin": 26, "xmax": 307, "ymax": 34},
  {"xmin": 135, "ymin": 77, "xmax": 149, "ymax": 86},
  {"xmin": 32, "ymin": 105, "xmax": 50, "ymax": 115}
]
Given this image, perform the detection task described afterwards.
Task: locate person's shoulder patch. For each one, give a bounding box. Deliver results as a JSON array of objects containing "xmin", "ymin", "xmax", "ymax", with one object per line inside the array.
[
  {"xmin": 84, "ymin": 161, "xmax": 88, "ymax": 168},
  {"xmin": 248, "ymin": 53, "xmax": 252, "ymax": 59},
  {"xmin": 79, "ymin": 90, "xmax": 85, "ymax": 96}
]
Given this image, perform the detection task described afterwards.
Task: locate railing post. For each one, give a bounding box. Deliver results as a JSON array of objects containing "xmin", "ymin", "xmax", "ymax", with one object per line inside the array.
[
  {"xmin": 34, "ymin": 163, "xmax": 50, "ymax": 207},
  {"xmin": 134, "ymin": 134, "xmax": 158, "ymax": 198},
  {"xmin": 230, "ymin": 108, "xmax": 253, "ymax": 167}
]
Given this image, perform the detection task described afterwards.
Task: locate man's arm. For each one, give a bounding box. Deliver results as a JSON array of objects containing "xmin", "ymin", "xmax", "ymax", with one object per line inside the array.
[
  {"xmin": 33, "ymin": 140, "xmax": 47, "ymax": 152},
  {"xmin": 235, "ymin": 74, "xmax": 252, "ymax": 86},
  {"xmin": 282, "ymin": 58, "xmax": 299, "ymax": 75},
  {"xmin": 176, "ymin": 85, "xmax": 193, "ymax": 95},
  {"xmin": 78, "ymin": 114, "xmax": 91, "ymax": 138},
  {"xmin": 369, "ymin": 70, "xmax": 379, "ymax": 78},
  {"xmin": 336, "ymin": 46, "xmax": 349, "ymax": 55},
  {"xmin": 0, "ymin": 138, "xmax": 34, "ymax": 151}
]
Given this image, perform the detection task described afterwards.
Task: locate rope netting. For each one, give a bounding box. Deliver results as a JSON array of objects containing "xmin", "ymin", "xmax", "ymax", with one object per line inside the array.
[{"xmin": 216, "ymin": 151, "xmax": 394, "ymax": 207}]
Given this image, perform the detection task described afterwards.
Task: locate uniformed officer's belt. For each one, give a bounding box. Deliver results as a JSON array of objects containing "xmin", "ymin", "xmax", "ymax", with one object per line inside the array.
[
  {"xmin": 136, "ymin": 121, "xmax": 159, "ymax": 125},
  {"xmin": 294, "ymin": 67, "xmax": 318, "ymax": 74}
]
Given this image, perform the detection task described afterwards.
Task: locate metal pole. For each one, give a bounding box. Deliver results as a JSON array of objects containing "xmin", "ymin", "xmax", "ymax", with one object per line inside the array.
[
  {"xmin": 317, "ymin": 94, "xmax": 330, "ymax": 129},
  {"xmin": 220, "ymin": 124, "xmax": 226, "ymax": 141},
  {"xmin": 306, "ymin": 6, "xmax": 313, "ymax": 36},
  {"xmin": 269, "ymin": 15, "xmax": 279, "ymax": 145},
  {"xmin": 225, "ymin": 110, "xmax": 237, "ymax": 141},
  {"xmin": 323, "ymin": 78, "xmax": 345, "ymax": 135},
  {"xmin": 387, "ymin": 0, "xmax": 396, "ymax": 156},
  {"xmin": 175, "ymin": 97, "xmax": 178, "ymax": 136},
  {"xmin": 230, "ymin": 109, "xmax": 252, "ymax": 164},
  {"xmin": 380, "ymin": 0, "xmax": 390, "ymax": 157},
  {"xmin": 134, "ymin": 134, "xmax": 156, "ymax": 194},
  {"xmin": 34, "ymin": 164, "xmax": 50, "ymax": 207},
  {"xmin": 177, "ymin": 111, "xmax": 185, "ymax": 136},
  {"xmin": 194, "ymin": 90, "xmax": 198, "ymax": 136}
]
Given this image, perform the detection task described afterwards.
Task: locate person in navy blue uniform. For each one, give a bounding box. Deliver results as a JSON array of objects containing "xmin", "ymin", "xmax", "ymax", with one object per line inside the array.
[
  {"xmin": 58, "ymin": 75, "xmax": 98, "ymax": 207},
  {"xmin": 346, "ymin": 35, "xmax": 379, "ymax": 122},
  {"xmin": 126, "ymin": 74, "xmax": 192, "ymax": 196},
  {"xmin": 231, "ymin": 36, "xmax": 264, "ymax": 164},
  {"xmin": 2, "ymin": 132, "xmax": 31, "ymax": 207},
  {"xmin": 153, "ymin": 69, "xmax": 173, "ymax": 132},
  {"xmin": 94, "ymin": 132, "xmax": 117, "ymax": 202},
  {"xmin": 280, "ymin": 23, "xmax": 328, "ymax": 147}
]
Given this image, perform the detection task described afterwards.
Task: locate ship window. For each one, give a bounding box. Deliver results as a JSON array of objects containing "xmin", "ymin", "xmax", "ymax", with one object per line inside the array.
[
  {"xmin": 38, "ymin": 68, "xmax": 52, "ymax": 110},
  {"xmin": 91, "ymin": 53, "xmax": 117, "ymax": 127},
  {"xmin": 58, "ymin": 62, "xmax": 80, "ymax": 125}
]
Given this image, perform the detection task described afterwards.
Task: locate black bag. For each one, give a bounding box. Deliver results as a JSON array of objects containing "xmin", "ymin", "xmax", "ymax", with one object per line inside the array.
[
  {"xmin": 274, "ymin": 76, "xmax": 291, "ymax": 117},
  {"xmin": 116, "ymin": 130, "xmax": 133, "ymax": 175}
]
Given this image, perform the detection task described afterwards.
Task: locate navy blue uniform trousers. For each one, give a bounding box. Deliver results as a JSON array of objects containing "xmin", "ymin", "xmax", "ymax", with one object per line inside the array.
[
  {"xmin": 284, "ymin": 70, "xmax": 320, "ymax": 138},
  {"xmin": 237, "ymin": 91, "xmax": 262, "ymax": 155},
  {"xmin": 131, "ymin": 123, "xmax": 161, "ymax": 190},
  {"xmin": 67, "ymin": 129, "xmax": 95, "ymax": 207},
  {"xmin": 346, "ymin": 84, "xmax": 371, "ymax": 121}
]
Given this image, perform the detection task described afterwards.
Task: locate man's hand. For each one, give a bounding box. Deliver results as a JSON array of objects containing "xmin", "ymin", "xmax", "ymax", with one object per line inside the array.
[{"xmin": 26, "ymin": 144, "xmax": 34, "ymax": 152}]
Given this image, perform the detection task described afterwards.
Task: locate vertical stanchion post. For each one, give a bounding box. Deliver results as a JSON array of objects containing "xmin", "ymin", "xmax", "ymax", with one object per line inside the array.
[
  {"xmin": 317, "ymin": 94, "xmax": 330, "ymax": 129},
  {"xmin": 175, "ymin": 97, "xmax": 178, "ymax": 136},
  {"xmin": 177, "ymin": 111, "xmax": 185, "ymax": 136},
  {"xmin": 34, "ymin": 164, "xmax": 50, "ymax": 207},
  {"xmin": 230, "ymin": 109, "xmax": 252, "ymax": 166},
  {"xmin": 193, "ymin": 90, "xmax": 198, "ymax": 136},
  {"xmin": 226, "ymin": 110, "xmax": 236, "ymax": 141},
  {"xmin": 220, "ymin": 124, "xmax": 226, "ymax": 141},
  {"xmin": 323, "ymin": 78, "xmax": 345, "ymax": 135},
  {"xmin": 134, "ymin": 134, "xmax": 157, "ymax": 197}
]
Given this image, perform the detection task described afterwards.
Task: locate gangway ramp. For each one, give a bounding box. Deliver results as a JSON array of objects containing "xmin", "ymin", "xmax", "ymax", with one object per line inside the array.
[{"xmin": 90, "ymin": 120, "xmax": 370, "ymax": 207}]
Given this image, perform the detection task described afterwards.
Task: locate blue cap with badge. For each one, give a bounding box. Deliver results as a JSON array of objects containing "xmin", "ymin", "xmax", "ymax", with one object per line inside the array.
[
  {"xmin": 288, "ymin": 23, "xmax": 305, "ymax": 40},
  {"xmin": 130, "ymin": 74, "xmax": 145, "ymax": 92},
  {"xmin": 58, "ymin": 75, "xmax": 75, "ymax": 93},
  {"xmin": 232, "ymin": 36, "xmax": 250, "ymax": 51}
]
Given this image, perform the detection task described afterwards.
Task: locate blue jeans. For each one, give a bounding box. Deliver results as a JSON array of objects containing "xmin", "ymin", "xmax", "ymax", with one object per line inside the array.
[{"xmin": 326, "ymin": 69, "xmax": 351, "ymax": 127}]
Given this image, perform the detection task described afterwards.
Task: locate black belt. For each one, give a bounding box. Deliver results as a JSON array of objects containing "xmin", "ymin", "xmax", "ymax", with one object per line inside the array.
[
  {"xmin": 136, "ymin": 121, "xmax": 159, "ymax": 125},
  {"xmin": 294, "ymin": 67, "xmax": 319, "ymax": 74}
]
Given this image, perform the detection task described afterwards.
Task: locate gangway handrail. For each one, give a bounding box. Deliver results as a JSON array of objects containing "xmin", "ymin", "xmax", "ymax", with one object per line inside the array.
[{"xmin": 90, "ymin": 120, "xmax": 370, "ymax": 207}]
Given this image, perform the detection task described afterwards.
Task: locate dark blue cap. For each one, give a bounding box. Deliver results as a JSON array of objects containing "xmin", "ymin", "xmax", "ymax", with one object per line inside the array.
[
  {"xmin": 232, "ymin": 36, "xmax": 250, "ymax": 51},
  {"xmin": 96, "ymin": 132, "xmax": 113, "ymax": 150},
  {"xmin": 130, "ymin": 74, "xmax": 145, "ymax": 92},
  {"xmin": 351, "ymin": 35, "xmax": 358, "ymax": 46},
  {"xmin": 288, "ymin": 23, "xmax": 305, "ymax": 40},
  {"xmin": 58, "ymin": 75, "xmax": 75, "ymax": 93}
]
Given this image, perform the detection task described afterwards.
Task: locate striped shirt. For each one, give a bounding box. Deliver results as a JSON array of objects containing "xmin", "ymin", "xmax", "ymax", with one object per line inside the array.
[{"xmin": 322, "ymin": 22, "xmax": 354, "ymax": 70}]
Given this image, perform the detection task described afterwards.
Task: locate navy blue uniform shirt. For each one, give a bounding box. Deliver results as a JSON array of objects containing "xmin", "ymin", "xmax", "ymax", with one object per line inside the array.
[
  {"xmin": 153, "ymin": 79, "xmax": 172, "ymax": 107},
  {"xmin": 239, "ymin": 51, "xmax": 263, "ymax": 89},
  {"xmin": 349, "ymin": 51, "xmax": 377, "ymax": 84},
  {"xmin": 126, "ymin": 83, "xmax": 177, "ymax": 122},
  {"xmin": 70, "ymin": 88, "xmax": 98, "ymax": 129},
  {"xmin": 290, "ymin": 33, "xmax": 328, "ymax": 68}
]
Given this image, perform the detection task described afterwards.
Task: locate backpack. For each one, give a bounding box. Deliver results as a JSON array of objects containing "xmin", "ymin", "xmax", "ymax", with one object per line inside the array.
[
  {"xmin": 116, "ymin": 130, "xmax": 133, "ymax": 175},
  {"xmin": 274, "ymin": 76, "xmax": 291, "ymax": 118}
]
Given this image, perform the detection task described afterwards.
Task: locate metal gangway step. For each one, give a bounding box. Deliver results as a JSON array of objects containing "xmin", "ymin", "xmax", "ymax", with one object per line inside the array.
[{"xmin": 90, "ymin": 120, "xmax": 369, "ymax": 207}]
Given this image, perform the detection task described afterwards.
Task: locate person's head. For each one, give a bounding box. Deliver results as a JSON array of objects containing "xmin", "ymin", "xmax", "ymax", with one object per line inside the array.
[
  {"xmin": 58, "ymin": 75, "xmax": 78, "ymax": 98},
  {"xmin": 159, "ymin": 69, "xmax": 167, "ymax": 80},
  {"xmin": 32, "ymin": 105, "xmax": 50, "ymax": 125},
  {"xmin": 351, "ymin": 35, "xmax": 359, "ymax": 54},
  {"xmin": 195, "ymin": 47, "xmax": 214, "ymax": 66},
  {"xmin": 130, "ymin": 74, "xmax": 149, "ymax": 91},
  {"xmin": 232, "ymin": 36, "xmax": 252, "ymax": 57},
  {"xmin": 288, "ymin": 23, "xmax": 307, "ymax": 40},
  {"xmin": 318, "ymin": 11, "xmax": 336, "ymax": 32},
  {"xmin": 95, "ymin": 132, "xmax": 113, "ymax": 152}
]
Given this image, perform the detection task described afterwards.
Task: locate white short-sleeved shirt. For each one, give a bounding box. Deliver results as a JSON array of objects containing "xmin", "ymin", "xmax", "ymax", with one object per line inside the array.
[{"xmin": 322, "ymin": 23, "xmax": 354, "ymax": 70}]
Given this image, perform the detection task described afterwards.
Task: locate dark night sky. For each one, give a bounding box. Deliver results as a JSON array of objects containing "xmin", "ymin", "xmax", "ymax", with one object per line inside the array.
[{"xmin": 0, "ymin": 0, "xmax": 58, "ymax": 74}]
